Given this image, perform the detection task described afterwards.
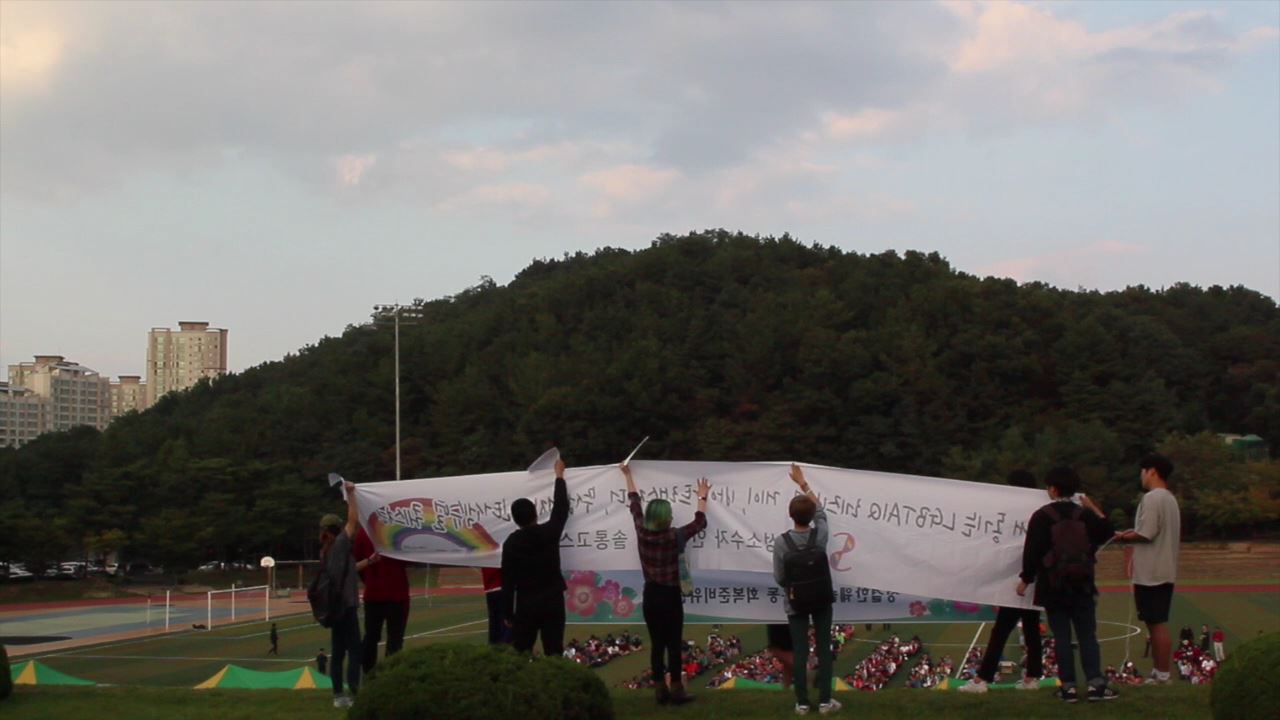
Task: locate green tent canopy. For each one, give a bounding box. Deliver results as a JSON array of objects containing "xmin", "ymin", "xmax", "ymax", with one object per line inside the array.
[
  {"xmin": 717, "ymin": 677, "xmax": 853, "ymax": 691},
  {"xmin": 10, "ymin": 660, "xmax": 95, "ymax": 686},
  {"xmin": 195, "ymin": 664, "xmax": 328, "ymax": 690}
]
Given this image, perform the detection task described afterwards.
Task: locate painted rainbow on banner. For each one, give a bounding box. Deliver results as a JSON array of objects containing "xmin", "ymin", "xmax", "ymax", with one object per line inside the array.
[{"xmin": 367, "ymin": 498, "xmax": 499, "ymax": 552}]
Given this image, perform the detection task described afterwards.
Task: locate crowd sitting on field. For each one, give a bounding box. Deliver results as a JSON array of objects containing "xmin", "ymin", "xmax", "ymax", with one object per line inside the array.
[
  {"xmin": 843, "ymin": 634, "xmax": 922, "ymax": 691},
  {"xmin": 1106, "ymin": 661, "xmax": 1145, "ymax": 686},
  {"xmin": 622, "ymin": 635, "xmax": 741, "ymax": 689},
  {"xmin": 904, "ymin": 653, "xmax": 954, "ymax": 688},
  {"xmin": 562, "ymin": 631, "xmax": 643, "ymax": 668},
  {"xmin": 705, "ymin": 625, "xmax": 853, "ymax": 688},
  {"xmin": 1173, "ymin": 639, "xmax": 1220, "ymax": 684}
]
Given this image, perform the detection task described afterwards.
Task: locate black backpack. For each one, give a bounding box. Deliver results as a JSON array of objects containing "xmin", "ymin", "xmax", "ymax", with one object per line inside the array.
[
  {"xmin": 1042, "ymin": 504, "xmax": 1094, "ymax": 592},
  {"xmin": 781, "ymin": 529, "xmax": 834, "ymax": 613},
  {"xmin": 307, "ymin": 549, "xmax": 349, "ymax": 628}
]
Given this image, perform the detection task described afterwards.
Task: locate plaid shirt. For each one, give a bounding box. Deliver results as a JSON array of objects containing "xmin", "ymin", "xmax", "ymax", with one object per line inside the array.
[{"xmin": 629, "ymin": 492, "xmax": 707, "ymax": 587}]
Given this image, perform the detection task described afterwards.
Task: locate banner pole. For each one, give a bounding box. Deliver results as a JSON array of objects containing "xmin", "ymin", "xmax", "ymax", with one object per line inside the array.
[
  {"xmin": 207, "ymin": 591, "xmax": 212, "ymax": 630},
  {"xmin": 166, "ymin": 590, "xmax": 171, "ymax": 631}
]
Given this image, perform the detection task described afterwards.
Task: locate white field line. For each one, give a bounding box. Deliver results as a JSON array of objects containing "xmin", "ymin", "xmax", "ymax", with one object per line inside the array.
[{"xmin": 957, "ymin": 622, "xmax": 986, "ymax": 678}]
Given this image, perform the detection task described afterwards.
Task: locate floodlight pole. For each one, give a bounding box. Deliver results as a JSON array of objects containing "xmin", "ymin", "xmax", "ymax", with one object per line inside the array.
[{"xmin": 375, "ymin": 303, "xmax": 421, "ymax": 481}]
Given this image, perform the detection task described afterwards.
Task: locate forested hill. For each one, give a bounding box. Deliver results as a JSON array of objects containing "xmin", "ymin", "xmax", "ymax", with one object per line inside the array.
[{"xmin": 3, "ymin": 230, "xmax": 1277, "ymax": 567}]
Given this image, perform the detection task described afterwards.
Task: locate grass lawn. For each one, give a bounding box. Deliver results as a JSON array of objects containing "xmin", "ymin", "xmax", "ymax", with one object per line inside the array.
[
  {"xmin": 2, "ymin": 683, "xmax": 1214, "ymax": 719},
  {"xmin": 5, "ymin": 547, "xmax": 1274, "ymax": 718},
  {"xmin": 19, "ymin": 588, "xmax": 1276, "ymax": 690}
]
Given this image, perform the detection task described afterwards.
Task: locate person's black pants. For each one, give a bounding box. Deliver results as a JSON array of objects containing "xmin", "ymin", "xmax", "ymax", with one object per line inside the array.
[
  {"xmin": 977, "ymin": 605, "xmax": 1043, "ymax": 682},
  {"xmin": 330, "ymin": 607, "xmax": 361, "ymax": 696},
  {"xmin": 362, "ymin": 600, "xmax": 410, "ymax": 673},
  {"xmin": 486, "ymin": 590, "xmax": 511, "ymax": 644},
  {"xmin": 512, "ymin": 588, "xmax": 566, "ymax": 657},
  {"xmin": 642, "ymin": 583, "xmax": 684, "ymax": 684}
]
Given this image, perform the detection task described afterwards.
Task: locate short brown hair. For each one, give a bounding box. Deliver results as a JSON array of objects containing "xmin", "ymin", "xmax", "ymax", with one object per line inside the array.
[{"xmin": 789, "ymin": 495, "xmax": 816, "ymax": 526}]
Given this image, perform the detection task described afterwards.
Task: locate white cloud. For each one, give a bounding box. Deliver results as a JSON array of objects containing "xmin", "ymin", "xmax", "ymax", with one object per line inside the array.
[
  {"xmin": 434, "ymin": 182, "xmax": 553, "ymax": 216},
  {"xmin": 979, "ymin": 241, "xmax": 1149, "ymax": 284},
  {"xmin": 335, "ymin": 154, "xmax": 377, "ymax": 187},
  {"xmin": 822, "ymin": 108, "xmax": 904, "ymax": 140}
]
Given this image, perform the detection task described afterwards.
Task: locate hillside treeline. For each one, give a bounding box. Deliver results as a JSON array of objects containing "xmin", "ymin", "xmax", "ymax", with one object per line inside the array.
[{"xmin": 2, "ymin": 231, "xmax": 1276, "ymax": 570}]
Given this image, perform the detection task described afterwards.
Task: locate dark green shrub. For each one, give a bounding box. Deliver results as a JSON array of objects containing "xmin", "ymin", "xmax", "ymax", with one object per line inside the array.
[
  {"xmin": 510, "ymin": 656, "xmax": 613, "ymax": 720},
  {"xmin": 1211, "ymin": 632, "xmax": 1279, "ymax": 720},
  {"xmin": 1, "ymin": 643, "xmax": 11, "ymax": 701},
  {"xmin": 349, "ymin": 643, "xmax": 612, "ymax": 720}
]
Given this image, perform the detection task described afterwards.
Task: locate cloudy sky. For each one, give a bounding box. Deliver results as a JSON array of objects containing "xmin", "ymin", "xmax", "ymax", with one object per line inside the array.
[{"xmin": 2, "ymin": 1, "xmax": 1277, "ymax": 379}]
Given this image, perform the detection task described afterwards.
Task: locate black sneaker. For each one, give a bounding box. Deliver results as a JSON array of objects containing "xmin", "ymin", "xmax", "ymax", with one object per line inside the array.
[
  {"xmin": 1058, "ymin": 686, "xmax": 1079, "ymax": 703},
  {"xmin": 1088, "ymin": 685, "xmax": 1118, "ymax": 702}
]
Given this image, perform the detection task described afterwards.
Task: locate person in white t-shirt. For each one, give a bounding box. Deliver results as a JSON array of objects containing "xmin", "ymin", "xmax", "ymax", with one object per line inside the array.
[{"xmin": 1115, "ymin": 454, "xmax": 1181, "ymax": 685}]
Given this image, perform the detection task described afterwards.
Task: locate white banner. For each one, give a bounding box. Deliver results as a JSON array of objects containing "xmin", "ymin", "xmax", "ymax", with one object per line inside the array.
[{"xmin": 351, "ymin": 460, "xmax": 1046, "ymax": 621}]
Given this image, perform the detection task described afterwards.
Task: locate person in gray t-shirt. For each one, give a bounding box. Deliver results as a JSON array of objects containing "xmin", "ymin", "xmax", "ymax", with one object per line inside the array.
[{"xmin": 1115, "ymin": 454, "xmax": 1180, "ymax": 684}]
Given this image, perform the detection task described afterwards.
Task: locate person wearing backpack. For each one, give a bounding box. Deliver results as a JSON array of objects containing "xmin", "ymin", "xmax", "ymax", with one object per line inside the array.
[
  {"xmin": 1016, "ymin": 467, "xmax": 1117, "ymax": 703},
  {"xmin": 773, "ymin": 464, "xmax": 840, "ymax": 716},
  {"xmin": 315, "ymin": 481, "xmax": 373, "ymax": 708},
  {"xmin": 620, "ymin": 463, "xmax": 710, "ymax": 706}
]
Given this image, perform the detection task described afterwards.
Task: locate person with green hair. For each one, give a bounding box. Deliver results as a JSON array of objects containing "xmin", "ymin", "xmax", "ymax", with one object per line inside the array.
[{"xmin": 622, "ymin": 463, "xmax": 711, "ymax": 706}]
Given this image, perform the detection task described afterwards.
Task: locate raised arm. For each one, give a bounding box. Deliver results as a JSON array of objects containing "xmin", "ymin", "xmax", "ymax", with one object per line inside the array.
[
  {"xmin": 548, "ymin": 456, "xmax": 570, "ymax": 535},
  {"xmin": 622, "ymin": 464, "xmax": 644, "ymax": 527},
  {"xmin": 343, "ymin": 481, "xmax": 360, "ymax": 538},
  {"xmin": 789, "ymin": 464, "xmax": 817, "ymax": 502},
  {"xmin": 676, "ymin": 477, "xmax": 711, "ymax": 541}
]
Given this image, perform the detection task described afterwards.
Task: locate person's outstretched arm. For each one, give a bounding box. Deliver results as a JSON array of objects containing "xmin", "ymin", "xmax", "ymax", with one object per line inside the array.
[
  {"xmin": 622, "ymin": 464, "xmax": 644, "ymax": 530},
  {"xmin": 676, "ymin": 477, "xmax": 710, "ymax": 543},
  {"xmin": 548, "ymin": 456, "xmax": 570, "ymax": 534},
  {"xmin": 343, "ymin": 481, "xmax": 360, "ymax": 538}
]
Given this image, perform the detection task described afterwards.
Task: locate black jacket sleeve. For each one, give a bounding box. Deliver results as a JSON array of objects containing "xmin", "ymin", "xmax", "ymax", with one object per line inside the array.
[
  {"xmin": 1086, "ymin": 508, "xmax": 1115, "ymax": 548},
  {"xmin": 547, "ymin": 476, "xmax": 570, "ymax": 537},
  {"xmin": 1020, "ymin": 508, "xmax": 1049, "ymax": 585}
]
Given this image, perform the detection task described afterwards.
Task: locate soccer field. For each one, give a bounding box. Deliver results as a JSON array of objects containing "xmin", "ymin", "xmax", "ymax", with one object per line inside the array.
[{"xmin": 17, "ymin": 584, "xmax": 1277, "ymax": 691}]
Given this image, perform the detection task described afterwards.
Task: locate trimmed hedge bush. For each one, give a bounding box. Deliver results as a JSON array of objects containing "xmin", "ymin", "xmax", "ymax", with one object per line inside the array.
[
  {"xmin": 349, "ymin": 643, "xmax": 612, "ymax": 720},
  {"xmin": 1, "ymin": 643, "xmax": 11, "ymax": 701},
  {"xmin": 1211, "ymin": 631, "xmax": 1279, "ymax": 720}
]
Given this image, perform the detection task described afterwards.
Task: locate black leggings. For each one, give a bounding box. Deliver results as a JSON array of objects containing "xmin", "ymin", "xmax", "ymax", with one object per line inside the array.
[
  {"xmin": 642, "ymin": 583, "xmax": 684, "ymax": 684},
  {"xmin": 977, "ymin": 606, "xmax": 1043, "ymax": 682}
]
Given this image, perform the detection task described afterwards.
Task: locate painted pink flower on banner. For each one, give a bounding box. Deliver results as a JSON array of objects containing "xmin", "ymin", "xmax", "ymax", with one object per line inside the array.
[
  {"xmin": 600, "ymin": 579, "xmax": 621, "ymax": 603},
  {"xmin": 568, "ymin": 570, "xmax": 596, "ymax": 587},
  {"xmin": 613, "ymin": 595, "xmax": 636, "ymax": 618},
  {"xmin": 909, "ymin": 601, "xmax": 928, "ymax": 617},
  {"xmin": 566, "ymin": 577, "xmax": 602, "ymax": 617},
  {"xmin": 953, "ymin": 602, "xmax": 982, "ymax": 614}
]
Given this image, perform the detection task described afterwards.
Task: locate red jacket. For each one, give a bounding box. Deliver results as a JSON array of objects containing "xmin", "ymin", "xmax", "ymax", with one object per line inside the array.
[
  {"xmin": 482, "ymin": 567, "xmax": 502, "ymax": 593},
  {"xmin": 353, "ymin": 527, "xmax": 410, "ymax": 603}
]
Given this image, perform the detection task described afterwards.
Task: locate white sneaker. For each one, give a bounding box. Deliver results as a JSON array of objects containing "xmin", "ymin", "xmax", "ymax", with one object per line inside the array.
[
  {"xmin": 957, "ymin": 679, "xmax": 989, "ymax": 693},
  {"xmin": 333, "ymin": 695, "xmax": 353, "ymax": 708},
  {"xmin": 819, "ymin": 699, "xmax": 842, "ymax": 714},
  {"xmin": 795, "ymin": 704, "xmax": 811, "ymax": 716},
  {"xmin": 1016, "ymin": 677, "xmax": 1041, "ymax": 690},
  {"xmin": 1143, "ymin": 670, "xmax": 1171, "ymax": 685}
]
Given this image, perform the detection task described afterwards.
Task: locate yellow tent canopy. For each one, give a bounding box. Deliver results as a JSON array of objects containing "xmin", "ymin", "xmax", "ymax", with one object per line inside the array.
[{"xmin": 195, "ymin": 664, "xmax": 327, "ymax": 690}]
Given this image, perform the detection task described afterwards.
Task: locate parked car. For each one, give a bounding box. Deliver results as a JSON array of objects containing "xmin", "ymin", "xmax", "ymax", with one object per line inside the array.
[
  {"xmin": 197, "ymin": 561, "xmax": 224, "ymax": 572},
  {"xmin": 2, "ymin": 565, "xmax": 34, "ymax": 582}
]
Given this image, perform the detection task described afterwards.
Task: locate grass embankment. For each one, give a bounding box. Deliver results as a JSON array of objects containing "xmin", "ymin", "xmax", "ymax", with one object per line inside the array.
[{"xmin": 2, "ymin": 684, "xmax": 1214, "ymax": 720}]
